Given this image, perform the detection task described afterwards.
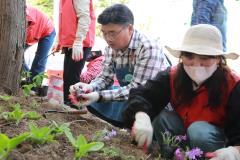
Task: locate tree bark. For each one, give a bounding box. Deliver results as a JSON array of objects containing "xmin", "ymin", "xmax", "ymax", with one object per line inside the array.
[{"xmin": 0, "ymin": 0, "xmax": 26, "ymax": 95}]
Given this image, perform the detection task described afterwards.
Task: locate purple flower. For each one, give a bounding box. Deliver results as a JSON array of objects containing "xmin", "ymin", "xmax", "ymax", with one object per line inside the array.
[
  {"xmin": 175, "ymin": 135, "xmax": 187, "ymax": 142},
  {"xmin": 107, "ymin": 129, "xmax": 117, "ymax": 137},
  {"xmin": 174, "ymin": 148, "xmax": 185, "ymax": 160},
  {"xmin": 185, "ymin": 147, "xmax": 203, "ymax": 160}
]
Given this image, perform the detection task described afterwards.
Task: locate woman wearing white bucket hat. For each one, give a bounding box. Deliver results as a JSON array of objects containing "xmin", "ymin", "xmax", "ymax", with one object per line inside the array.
[{"xmin": 123, "ymin": 24, "xmax": 240, "ymax": 159}]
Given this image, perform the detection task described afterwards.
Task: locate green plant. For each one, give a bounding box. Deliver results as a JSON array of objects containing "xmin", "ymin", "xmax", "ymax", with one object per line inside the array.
[
  {"xmin": 65, "ymin": 131, "xmax": 104, "ymax": 159},
  {"xmin": 51, "ymin": 121, "xmax": 71, "ymax": 137},
  {"xmin": 22, "ymin": 72, "xmax": 48, "ymax": 97},
  {"xmin": 25, "ymin": 111, "xmax": 42, "ymax": 120},
  {"xmin": 161, "ymin": 131, "xmax": 186, "ymax": 147},
  {"xmin": 0, "ymin": 95, "xmax": 12, "ymax": 101},
  {"xmin": 1, "ymin": 106, "xmax": 25, "ymax": 125},
  {"xmin": 28, "ymin": 123, "xmax": 56, "ymax": 144},
  {"xmin": 0, "ymin": 104, "xmax": 41, "ymax": 124},
  {"xmin": 0, "ymin": 132, "xmax": 29, "ymax": 160}
]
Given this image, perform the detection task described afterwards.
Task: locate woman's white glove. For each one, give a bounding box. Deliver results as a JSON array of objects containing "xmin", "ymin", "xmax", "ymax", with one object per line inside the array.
[
  {"xmin": 72, "ymin": 39, "xmax": 83, "ymax": 61},
  {"xmin": 132, "ymin": 112, "xmax": 153, "ymax": 148},
  {"xmin": 69, "ymin": 82, "xmax": 93, "ymax": 95},
  {"xmin": 77, "ymin": 92, "xmax": 99, "ymax": 106},
  {"xmin": 210, "ymin": 146, "xmax": 240, "ymax": 160}
]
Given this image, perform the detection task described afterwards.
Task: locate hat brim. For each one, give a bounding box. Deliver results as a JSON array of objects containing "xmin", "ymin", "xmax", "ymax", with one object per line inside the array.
[{"xmin": 165, "ymin": 45, "xmax": 239, "ymax": 60}]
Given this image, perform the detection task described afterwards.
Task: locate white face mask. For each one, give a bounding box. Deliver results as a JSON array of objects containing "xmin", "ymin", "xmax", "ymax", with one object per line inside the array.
[{"xmin": 183, "ymin": 63, "xmax": 218, "ymax": 85}]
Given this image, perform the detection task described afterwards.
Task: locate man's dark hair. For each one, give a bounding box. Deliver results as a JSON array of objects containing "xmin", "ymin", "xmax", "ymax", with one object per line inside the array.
[{"xmin": 98, "ymin": 4, "xmax": 134, "ymax": 25}]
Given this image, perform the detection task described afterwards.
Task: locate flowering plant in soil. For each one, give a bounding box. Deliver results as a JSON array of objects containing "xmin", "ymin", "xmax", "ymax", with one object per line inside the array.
[
  {"xmin": 161, "ymin": 131, "xmax": 187, "ymax": 147},
  {"xmin": 175, "ymin": 147, "xmax": 203, "ymax": 160},
  {"xmin": 92, "ymin": 128, "xmax": 117, "ymax": 141},
  {"xmin": 160, "ymin": 131, "xmax": 204, "ymax": 160}
]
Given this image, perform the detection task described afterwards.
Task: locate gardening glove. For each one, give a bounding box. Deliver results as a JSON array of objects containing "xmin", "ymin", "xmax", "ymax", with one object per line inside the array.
[
  {"xmin": 72, "ymin": 39, "xmax": 83, "ymax": 61},
  {"xmin": 77, "ymin": 91, "xmax": 99, "ymax": 107},
  {"xmin": 209, "ymin": 146, "xmax": 240, "ymax": 160},
  {"xmin": 132, "ymin": 112, "xmax": 153, "ymax": 148},
  {"xmin": 69, "ymin": 82, "xmax": 93, "ymax": 95}
]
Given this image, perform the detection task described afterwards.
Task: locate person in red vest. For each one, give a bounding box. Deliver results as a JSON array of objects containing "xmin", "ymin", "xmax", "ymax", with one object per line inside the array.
[
  {"xmin": 123, "ymin": 24, "xmax": 240, "ymax": 159},
  {"xmin": 24, "ymin": 5, "xmax": 56, "ymax": 82},
  {"xmin": 52, "ymin": 0, "xmax": 96, "ymax": 108}
]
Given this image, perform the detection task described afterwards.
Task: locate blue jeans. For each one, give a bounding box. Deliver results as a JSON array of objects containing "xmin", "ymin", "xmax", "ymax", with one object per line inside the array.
[
  {"xmin": 24, "ymin": 29, "xmax": 56, "ymax": 80},
  {"xmin": 152, "ymin": 109, "xmax": 225, "ymax": 152}
]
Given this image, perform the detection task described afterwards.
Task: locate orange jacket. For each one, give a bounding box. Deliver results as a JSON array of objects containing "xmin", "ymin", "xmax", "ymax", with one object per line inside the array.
[
  {"xmin": 170, "ymin": 66, "xmax": 240, "ymax": 129},
  {"xmin": 59, "ymin": 0, "xmax": 96, "ymax": 48},
  {"xmin": 26, "ymin": 5, "xmax": 54, "ymax": 45}
]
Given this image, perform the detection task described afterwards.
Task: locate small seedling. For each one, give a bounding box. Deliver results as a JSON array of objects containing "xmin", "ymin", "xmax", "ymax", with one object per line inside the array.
[
  {"xmin": 51, "ymin": 121, "xmax": 71, "ymax": 137},
  {"xmin": 1, "ymin": 106, "xmax": 25, "ymax": 125},
  {"xmin": 25, "ymin": 111, "xmax": 42, "ymax": 120},
  {"xmin": 65, "ymin": 131, "xmax": 104, "ymax": 159},
  {"xmin": 0, "ymin": 132, "xmax": 29, "ymax": 159},
  {"xmin": 28, "ymin": 123, "xmax": 56, "ymax": 144},
  {"xmin": 0, "ymin": 95, "xmax": 12, "ymax": 101}
]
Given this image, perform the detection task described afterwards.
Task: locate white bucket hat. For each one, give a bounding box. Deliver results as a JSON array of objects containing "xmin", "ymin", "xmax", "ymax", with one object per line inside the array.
[{"xmin": 165, "ymin": 24, "xmax": 239, "ymax": 60}]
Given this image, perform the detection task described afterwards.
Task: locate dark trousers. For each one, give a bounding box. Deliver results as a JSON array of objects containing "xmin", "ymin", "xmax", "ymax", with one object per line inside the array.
[{"xmin": 63, "ymin": 47, "xmax": 92, "ymax": 106}]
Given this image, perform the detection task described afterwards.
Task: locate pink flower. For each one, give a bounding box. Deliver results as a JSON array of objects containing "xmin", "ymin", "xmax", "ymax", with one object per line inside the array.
[{"xmin": 174, "ymin": 148, "xmax": 185, "ymax": 160}]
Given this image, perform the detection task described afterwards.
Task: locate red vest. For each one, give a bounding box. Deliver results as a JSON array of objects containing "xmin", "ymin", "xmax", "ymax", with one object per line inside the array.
[
  {"xmin": 59, "ymin": 0, "xmax": 96, "ymax": 47},
  {"xmin": 169, "ymin": 66, "xmax": 240, "ymax": 129}
]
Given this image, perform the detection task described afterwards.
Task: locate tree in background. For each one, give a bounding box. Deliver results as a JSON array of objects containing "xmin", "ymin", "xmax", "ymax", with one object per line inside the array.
[
  {"xmin": 27, "ymin": 0, "xmax": 53, "ymax": 19},
  {"xmin": 94, "ymin": 0, "xmax": 129, "ymax": 36},
  {"xmin": 0, "ymin": 0, "xmax": 26, "ymax": 95}
]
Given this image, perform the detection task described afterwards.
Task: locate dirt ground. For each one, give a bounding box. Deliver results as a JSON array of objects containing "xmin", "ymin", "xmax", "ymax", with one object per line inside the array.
[{"xmin": 0, "ymin": 92, "xmax": 159, "ymax": 160}]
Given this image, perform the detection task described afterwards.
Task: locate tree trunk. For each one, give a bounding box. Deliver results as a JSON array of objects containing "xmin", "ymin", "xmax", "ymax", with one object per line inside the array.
[{"xmin": 0, "ymin": 0, "xmax": 26, "ymax": 95}]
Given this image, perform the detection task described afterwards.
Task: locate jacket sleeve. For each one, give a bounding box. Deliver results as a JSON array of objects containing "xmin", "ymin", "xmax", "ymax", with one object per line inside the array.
[
  {"xmin": 225, "ymin": 81, "xmax": 240, "ymax": 146},
  {"xmin": 80, "ymin": 57, "xmax": 103, "ymax": 83},
  {"xmin": 123, "ymin": 67, "xmax": 171, "ymax": 128},
  {"xmin": 73, "ymin": 0, "xmax": 90, "ymax": 42}
]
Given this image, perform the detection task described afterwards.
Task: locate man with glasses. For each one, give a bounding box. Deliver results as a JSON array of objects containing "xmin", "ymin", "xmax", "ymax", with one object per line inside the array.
[{"xmin": 69, "ymin": 4, "xmax": 170, "ymax": 127}]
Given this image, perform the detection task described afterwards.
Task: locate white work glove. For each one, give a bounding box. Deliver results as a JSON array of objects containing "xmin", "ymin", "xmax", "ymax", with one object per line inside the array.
[
  {"xmin": 132, "ymin": 112, "xmax": 153, "ymax": 148},
  {"xmin": 69, "ymin": 82, "xmax": 93, "ymax": 95},
  {"xmin": 210, "ymin": 146, "xmax": 240, "ymax": 160},
  {"xmin": 72, "ymin": 39, "xmax": 83, "ymax": 61},
  {"xmin": 77, "ymin": 91, "xmax": 100, "ymax": 107}
]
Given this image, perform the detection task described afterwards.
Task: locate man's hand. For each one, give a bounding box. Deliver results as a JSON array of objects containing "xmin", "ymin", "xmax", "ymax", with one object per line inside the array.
[
  {"xmin": 210, "ymin": 146, "xmax": 240, "ymax": 160},
  {"xmin": 72, "ymin": 40, "xmax": 83, "ymax": 61},
  {"xmin": 132, "ymin": 112, "xmax": 153, "ymax": 148},
  {"xmin": 77, "ymin": 92, "xmax": 99, "ymax": 106},
  {"xmin": 69, "ymin": 82, "xmax": 93, "ymax": 95}
]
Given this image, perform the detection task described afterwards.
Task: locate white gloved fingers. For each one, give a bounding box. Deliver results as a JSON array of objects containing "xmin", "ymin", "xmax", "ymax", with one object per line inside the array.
[
  {"xmin": 78, "ymin": 92, "xmax": 99, "ymax": 106},
  {"xmin": 72, "ymin": 42, "xmax": 83, "ymax": 61},
  {"xmin": 210, "ymin": 146, "xmax": 240, "ymax": 160},
  {"xmin": 137, "ymin": 133, "xmax": 147, "ymax": 147},
  {"xmin": 135, "ymin": 130, "xmax": 144, "ymax": 143},
  {"xmin": 134, "ymin": 112, "xmax": 153, "ymax": 148},
  {"xmin": 69, "ymin": 85, "xmax": 76, "ymax": 95}
]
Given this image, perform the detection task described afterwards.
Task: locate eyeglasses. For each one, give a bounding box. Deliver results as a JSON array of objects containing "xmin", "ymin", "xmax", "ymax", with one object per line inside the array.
[{"xmin": 102, "ymin": 26, "xmax": 126, "ymax": 41}]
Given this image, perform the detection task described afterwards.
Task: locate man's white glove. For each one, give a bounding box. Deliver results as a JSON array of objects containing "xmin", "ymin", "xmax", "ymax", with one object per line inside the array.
[
  {"xmin": 69, "ymin": 82, "xmax": 93, "ymax": 95},
  {"xmin": 77, "ymin": 91, "xmax": 99, "ymax": 106},
  {"xmin": 210, "ymin": 146, "xmax": 240, "ymax": 160},
  {"xmin": 132, "ymin": 112, "xmax": 153, "ymax": 148},
  {"xmin": 72, "ymin": 39, "xmax": 83, "ymax": 61}
]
